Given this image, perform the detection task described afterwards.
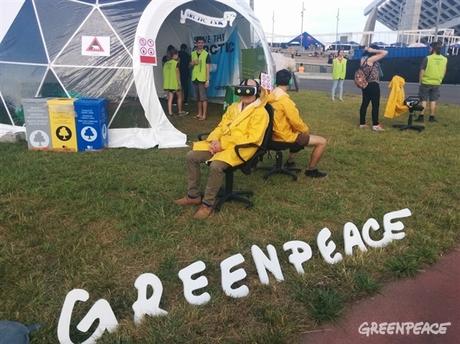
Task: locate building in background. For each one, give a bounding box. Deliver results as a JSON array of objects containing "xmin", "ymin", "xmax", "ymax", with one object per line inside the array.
[{"xmin": 364, "ymin": 0, "xmax": 460, "ymax": 44}]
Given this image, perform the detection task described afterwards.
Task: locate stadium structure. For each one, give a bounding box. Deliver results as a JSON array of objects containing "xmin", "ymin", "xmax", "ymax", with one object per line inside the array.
[{"xmin": 364, "ymin": 0, "xmax": 460, "ymax": 36}]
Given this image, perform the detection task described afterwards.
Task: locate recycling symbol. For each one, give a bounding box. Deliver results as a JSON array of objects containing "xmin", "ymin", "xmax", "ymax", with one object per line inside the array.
[
  {"xmin": 81, "ymin": 126, "xmax": 97, "ymax": 142},
  {"xmin": 30, "ymin": 130, "xmax": 50, "ymax": 148},
  {"xmin": 56, "ymin": 126, "xmax": 72, "ymax": 141}
]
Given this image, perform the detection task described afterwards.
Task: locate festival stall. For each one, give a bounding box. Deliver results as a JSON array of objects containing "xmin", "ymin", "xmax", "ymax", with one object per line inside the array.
[{"xmin": 0, "ymin": 0, "xmax": 274, "ymax": 148}]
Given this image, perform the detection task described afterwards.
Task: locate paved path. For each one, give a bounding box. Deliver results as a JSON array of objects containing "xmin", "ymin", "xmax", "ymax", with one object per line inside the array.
[
  {"xmin": 297, "ymin": 78, "xmax": 460, "ymax": 105},
  {"xmin": 300, "ymin": 247, "xmax": 460, "ymax": 344}
]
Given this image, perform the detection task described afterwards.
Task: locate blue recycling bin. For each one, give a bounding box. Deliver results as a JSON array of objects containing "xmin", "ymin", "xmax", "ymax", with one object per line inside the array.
[{"xmin": 74, "ymin": 98, "xmax": 108, "ymax": 151}]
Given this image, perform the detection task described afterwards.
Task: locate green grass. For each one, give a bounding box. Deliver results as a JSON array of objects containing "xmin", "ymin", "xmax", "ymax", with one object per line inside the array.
[{"xmin": 1, "ymin": 90, "xmax": 459, "ymax": 343}]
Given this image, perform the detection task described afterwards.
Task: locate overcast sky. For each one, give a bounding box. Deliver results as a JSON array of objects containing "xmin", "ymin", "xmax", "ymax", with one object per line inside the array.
[{"xmin": 252, "ymin": 0, "xmax": 391, "ymax": 37}]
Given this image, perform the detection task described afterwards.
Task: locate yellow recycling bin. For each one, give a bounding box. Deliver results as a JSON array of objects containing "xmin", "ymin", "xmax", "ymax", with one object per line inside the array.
[{"xmin": 47, "ymin": 98, "xmax": 78, "ymax": 152}]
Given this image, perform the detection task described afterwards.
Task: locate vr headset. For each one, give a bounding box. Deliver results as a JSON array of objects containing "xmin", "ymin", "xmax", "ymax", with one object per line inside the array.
[
  {"xmin": 234, "ymin": 85, "xmax": 259, "ymax": 97},
  {"xmin": 234, "ymin": 79, "xmax": 260, "ymax": 97}
]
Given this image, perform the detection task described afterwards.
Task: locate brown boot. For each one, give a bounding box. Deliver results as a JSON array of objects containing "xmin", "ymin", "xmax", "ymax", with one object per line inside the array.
[
  {"xmin": 193, "ymin": 204, "xmax": 213, "ymax": 219},
  {"xmin": 174, "ymin": 196, "xmax": 201, "ymax": 206}
]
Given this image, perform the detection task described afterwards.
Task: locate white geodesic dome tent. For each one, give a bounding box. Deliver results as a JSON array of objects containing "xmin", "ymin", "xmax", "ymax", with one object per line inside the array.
[{"xmin": 0, "ymin": 0, "xmax": 274, "ymax": 148}]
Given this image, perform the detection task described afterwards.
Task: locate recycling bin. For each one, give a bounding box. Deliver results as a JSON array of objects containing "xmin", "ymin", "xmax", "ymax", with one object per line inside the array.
[
  {"xmin": 74, "ymin": 98, "xmax": 108, "ymax": 151},
  {"xmin": 47, "ymin": 98, "xmax": 77, "ymax": 152},
  {"xmin": 22, "ymin": 98, "xmax": 52, "ymax": 150}
]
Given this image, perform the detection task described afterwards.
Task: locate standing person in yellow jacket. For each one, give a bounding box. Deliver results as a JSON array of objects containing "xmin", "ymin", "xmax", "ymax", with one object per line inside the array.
[
  {"xmin": 416, "ymin": 42, "xmax": 448, "ymax": 123},
  {"xmin": 190, "ymin": 37, "xmax": 211, "ymax": 121},
  {"xmin": 268, "ymin": 69, "xmax": 328, "ymax": 178},
  {"xmin": 175, "ymin": 79, "xmax": 269, "ymax": 219},
  {"xmin": 331, "ymin": 49, "xmax": 347, "ymax": 101}
]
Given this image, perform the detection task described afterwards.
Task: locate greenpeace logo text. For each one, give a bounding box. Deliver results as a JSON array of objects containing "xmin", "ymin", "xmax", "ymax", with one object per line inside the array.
[{"xmin": 358, "ymin": 322, "xmax": 451, "ymax": 336}]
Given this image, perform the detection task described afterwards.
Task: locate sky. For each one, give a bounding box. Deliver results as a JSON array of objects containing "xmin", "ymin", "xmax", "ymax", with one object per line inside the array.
[{"xmin": 252, "ymin": 0, "xmax": 391, "ymax": 38}]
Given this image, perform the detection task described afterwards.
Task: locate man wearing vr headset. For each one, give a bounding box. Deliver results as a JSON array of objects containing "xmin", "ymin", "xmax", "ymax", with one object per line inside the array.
[
  {"xmin": 175, "ymin": 79, "xmax": 269, "ymax": 219},
  {"xmin": 268, "ymin": 69, "xmax": 327, "ymax": 178}
]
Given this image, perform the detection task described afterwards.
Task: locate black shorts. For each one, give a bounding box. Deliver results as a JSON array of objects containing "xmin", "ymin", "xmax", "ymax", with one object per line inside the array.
[
  {"xmin": 419, "ymin": 84, "xmax": 440, "ymax": 101},
  {"xmin": 269, "ymin": 134, "xmax": 310, "ymax": 153}
]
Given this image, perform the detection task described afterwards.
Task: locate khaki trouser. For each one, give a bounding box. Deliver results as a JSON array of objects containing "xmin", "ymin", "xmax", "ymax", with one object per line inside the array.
[{"xmin": 186, "ymin": 150, "xmax": 230, "ymax": 206}]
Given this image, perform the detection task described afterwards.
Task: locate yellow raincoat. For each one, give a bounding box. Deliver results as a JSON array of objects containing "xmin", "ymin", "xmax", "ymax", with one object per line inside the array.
[
  {"xmin": 384, "ymin": 75, "xmax": 409, "ymax": 119},
  {"xmin": 267, "ymin": 87, "xmax": 310, "ymax": 143},
  {"xmin": 192, "ymin": 99, "xmax": 269, "ymax": 167}
]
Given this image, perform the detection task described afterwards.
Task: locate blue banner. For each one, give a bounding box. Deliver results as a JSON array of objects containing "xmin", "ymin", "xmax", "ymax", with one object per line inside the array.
[
  {"xmin": 208, "ymin": 28, "xmax": 239, "ymax": 97},
  {"xmin": 191, "ymin": 28, "xmax": 240, "ymax": 98}
]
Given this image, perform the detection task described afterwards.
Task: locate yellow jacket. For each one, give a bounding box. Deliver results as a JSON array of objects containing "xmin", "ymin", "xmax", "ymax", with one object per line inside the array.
[
  {"xmin": 193, "ymin": 99, "xmax": 269, "ymax": 166},
  {"xmin": 384, "ymin": 75, "xmax": 408, "ymax": 119},
  {"xmin": 267, "ymin": 87, "xmax": 309, "ymax": 142}
]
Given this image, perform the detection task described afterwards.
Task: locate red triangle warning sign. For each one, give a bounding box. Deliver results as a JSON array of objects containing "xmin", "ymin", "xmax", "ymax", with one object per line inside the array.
[{"xmin": 86, "ymin": 37, "xmax": 104, "ymax": 52}]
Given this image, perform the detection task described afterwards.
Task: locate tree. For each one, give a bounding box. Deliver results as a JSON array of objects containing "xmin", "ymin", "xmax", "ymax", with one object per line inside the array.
[
  {"xmin": 58, "ymin": 126, "xmax": 70, "ymax": 140},
  {"xmin": 84, "ymin": 127, "xmax": 94, "ymax": 140},
  {"xmin": 33, "ymin": 131, "xmax": 46, "ymax": 146}
]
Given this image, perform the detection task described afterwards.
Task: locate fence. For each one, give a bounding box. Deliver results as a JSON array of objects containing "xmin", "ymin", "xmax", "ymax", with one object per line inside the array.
[{"xmin": 265, "ymin": 29, "xmax": 460, "ymax": 50}]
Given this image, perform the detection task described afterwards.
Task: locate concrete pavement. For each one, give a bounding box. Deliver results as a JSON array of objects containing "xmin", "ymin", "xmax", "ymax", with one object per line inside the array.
[
  {"xmin": 300, "ymin": 248, "xmax": 460, "ymax": 344},
  {"xmin": 297, "ymin": 78, "xmax": 460, "ymax": 105}
]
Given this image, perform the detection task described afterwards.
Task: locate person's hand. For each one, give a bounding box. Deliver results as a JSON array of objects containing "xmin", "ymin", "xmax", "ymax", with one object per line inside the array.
[
  {"xmin": 192, "ymin": 59, "xmax": 199, "ymax": 65},
  {"xmin": 209, "ymin": 140, "xmax": 222, "ymax": 154},
  {"xmin": 204, "ymin": 80, "xmax": 209, "ymax": 88}
]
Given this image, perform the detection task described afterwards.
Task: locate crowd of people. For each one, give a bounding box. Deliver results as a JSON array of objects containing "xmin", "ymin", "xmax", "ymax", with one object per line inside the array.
[{"xmin": 167, "ymin": 39, "xmax": 447, "ymax": 219}]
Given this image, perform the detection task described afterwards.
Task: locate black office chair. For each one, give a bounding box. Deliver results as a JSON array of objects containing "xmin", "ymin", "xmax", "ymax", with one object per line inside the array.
[
  {"xmin": 259, "ymin": 141, "xmax": 302, "ymax": 181},
  {"xmin": 198, "ymin": 104, "xmax": 274, "ymax": 211},
  {"xmin": 392, "ymin": 96, "xmax": 425, "ymax": 132}
]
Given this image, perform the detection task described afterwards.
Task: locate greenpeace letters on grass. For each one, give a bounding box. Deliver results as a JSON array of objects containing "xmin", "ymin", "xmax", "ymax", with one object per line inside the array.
[{"xmin": 57, "ymin": 208, "xmax": 412, "ymax": 344}]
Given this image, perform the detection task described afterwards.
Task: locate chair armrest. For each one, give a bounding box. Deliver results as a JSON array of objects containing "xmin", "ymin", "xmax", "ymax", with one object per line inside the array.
[
  {"xmin": 197, "ymin": 132, "xmax": 210, "ymax": 141},
  {"xmin": 234, "ymin": 143, "xmax": 260, "ymax": 163}
]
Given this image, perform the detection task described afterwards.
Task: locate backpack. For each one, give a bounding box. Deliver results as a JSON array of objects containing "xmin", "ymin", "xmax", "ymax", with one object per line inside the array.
[{"xmin": 354, "ymin": 59, "xmax": 372, "ymax": 89}]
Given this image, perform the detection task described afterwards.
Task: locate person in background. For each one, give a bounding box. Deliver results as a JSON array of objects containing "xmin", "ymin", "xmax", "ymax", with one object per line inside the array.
[
  {"xmin": 298, "ymin": 63, "xmax": 305, "ymax": 73},
  {"xmin": 359, "ymin": 45, "xmax": 388, "ymax": 131},
  {"xmin": 415, "ymin": 41, "xmax": 448, "ymax": 123},
  {"xmin": 162, "ymin": 45, "xmax": 175, "ymax": 65},
  {"xmin": 178, "ymin": 43, "xmax": 191, "ymax": 105},
  {"xmin": 190, "ymin": 37, "xmax": 211, "ymax": 121},
  {"xmin": 331, "ymin": 49, "xmax": 347, "ymax": 101},
  {"xmin": 174, "ymin": 79, "xmax": 269, "ymax": 219},
  {"xmin": 163, "ymin": 47, "xmax": 188, "ymax": 116},
  {"xmin": 267, "ymin": 69, "xmax": 328, "ymax": 178}
]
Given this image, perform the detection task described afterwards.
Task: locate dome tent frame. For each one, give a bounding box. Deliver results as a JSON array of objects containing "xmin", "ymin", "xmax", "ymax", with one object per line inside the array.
[{"xmin": 0, "ymin": 0, "xmax": 274, "ymax": 149}]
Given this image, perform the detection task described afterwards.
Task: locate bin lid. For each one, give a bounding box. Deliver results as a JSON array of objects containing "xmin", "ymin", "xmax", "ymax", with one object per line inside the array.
[
  {"xmin": 22, "ymin": 98, "xmax": 53, "ymax": 105},
  {"xmin": 47, "ymin": 98, "xmax": 75, "ymax": 106},
  {"xmin": 74, "ymin": 98, "xmax": 106, "ymax": 106}
]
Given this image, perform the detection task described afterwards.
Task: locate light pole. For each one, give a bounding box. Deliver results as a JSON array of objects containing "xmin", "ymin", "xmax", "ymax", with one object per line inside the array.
[
  {"xmin": 336, "ymin": 8, "xmax": 340, "ymax": 44},
  {"xmin": 249, "ymin": 0, "xmax": 255, "ymax": 46},
  {"xmin": 300, "ymin": 2, "xmax": 305, "ymax": 49},
  {"xmin": 434, "ymin": 0, "xmax": 442, "ymax": 42},
  {"xmin": 271, "ymin": 11, "xmax": 275, "ymax": 48}
]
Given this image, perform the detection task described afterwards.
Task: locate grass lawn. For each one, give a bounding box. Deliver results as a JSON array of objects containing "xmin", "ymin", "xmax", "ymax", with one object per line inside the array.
[{"xmin": 1, "ymin": 90, "xmax": 459, "ymax": 343}]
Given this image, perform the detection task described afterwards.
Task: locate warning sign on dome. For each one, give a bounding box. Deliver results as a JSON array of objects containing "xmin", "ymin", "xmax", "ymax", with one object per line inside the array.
[
  {"xmin": 138, "ymin": 36, "xmax": 157, "ymax": 65},
  {"xmin": 82, "ymin": 36, "xmax": 110, "ymax": 57}
]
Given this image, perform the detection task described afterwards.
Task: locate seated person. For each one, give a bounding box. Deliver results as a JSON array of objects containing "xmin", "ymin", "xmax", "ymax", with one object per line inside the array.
[
  {"xmin": 267, "ymin": 69, "xmax": 327, "ymax": 178},
  {"xmin": 175, "ymin": 79, "xmax": 269, "ymax": 219}
]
